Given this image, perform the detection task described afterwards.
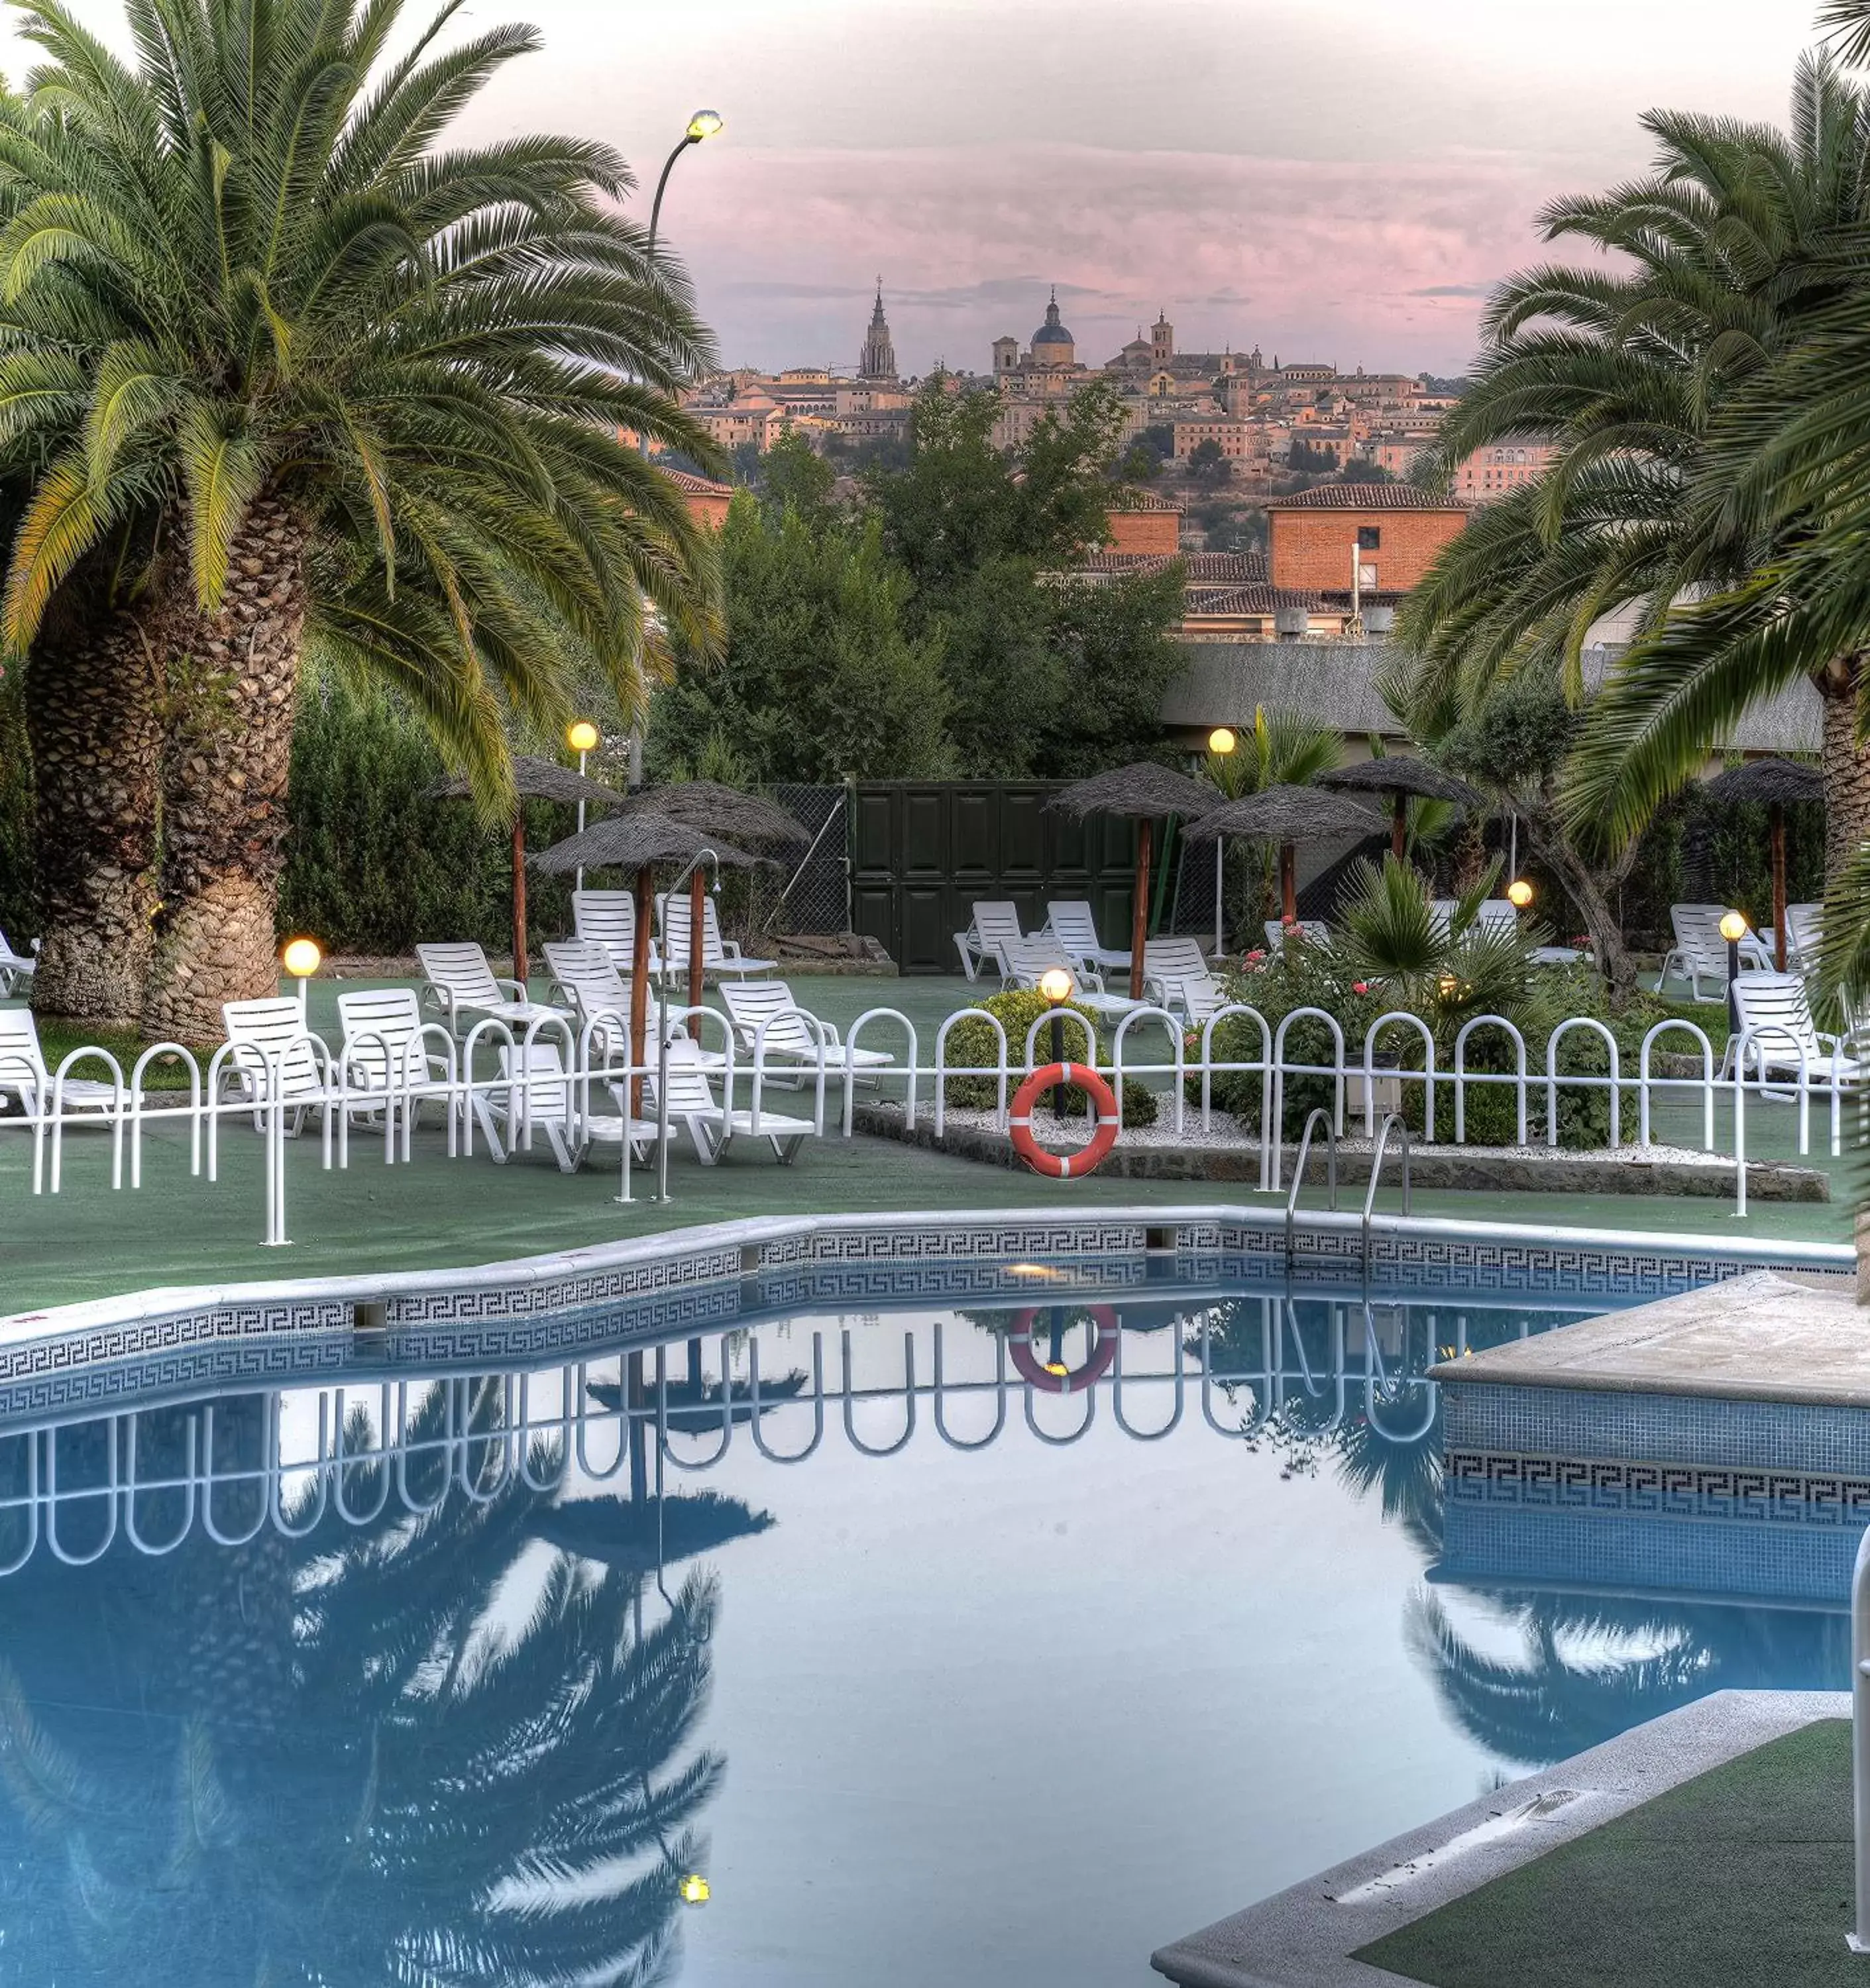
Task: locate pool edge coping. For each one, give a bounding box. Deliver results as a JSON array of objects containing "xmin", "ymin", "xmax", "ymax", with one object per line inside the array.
[
  {"xmin": 0, "ymin": 1203, "xmax": 1853, "ymax": 1344},
  {"xmin": 1148, "ymin": 1686, "xmax": 1851, "ymax": 1988}
]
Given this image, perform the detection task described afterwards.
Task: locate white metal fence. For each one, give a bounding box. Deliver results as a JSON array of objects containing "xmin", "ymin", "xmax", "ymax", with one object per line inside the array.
[{"xmin": 0, "ymin": 999, "xmax": 1859, "ymax": 1247}]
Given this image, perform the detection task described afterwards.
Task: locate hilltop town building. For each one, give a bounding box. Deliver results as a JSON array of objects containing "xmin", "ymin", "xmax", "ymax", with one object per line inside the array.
[{"xmin": 1266, "ymin": 484, "xmax": 1468, "ymax": 599}]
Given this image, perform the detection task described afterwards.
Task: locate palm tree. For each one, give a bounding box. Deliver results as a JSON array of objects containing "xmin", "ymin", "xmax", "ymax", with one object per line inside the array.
[
  {"xmin": 0, "ymin": 0, "xmax": 724, "ymax": 1034},
  {"xmin": 1203, "ymin": 705, "xmax": 1341, "ymax": 922},
  {"xmin": 0, "ymin": 1380, "xmax": 771, "ymax": 1982},
  {"xmin": 1395, "ymin": 56, "xmax": 1870, "ymax": 878}
]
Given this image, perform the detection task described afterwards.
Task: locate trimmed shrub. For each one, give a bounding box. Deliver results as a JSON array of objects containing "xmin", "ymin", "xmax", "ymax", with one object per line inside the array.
[{"xmin": 942, "ymin": 989, "xmax": 1158, "ymax": 1129}]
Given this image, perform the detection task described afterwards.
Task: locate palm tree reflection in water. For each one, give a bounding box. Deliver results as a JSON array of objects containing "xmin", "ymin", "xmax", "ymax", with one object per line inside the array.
[
  {"xmin": 0, "ymin": 1381, "xmax": 773, "ymax": 1986},
  {"xmin": 1199, "ymin": 1294, "xmax": 1851, "ymax": 1770}
]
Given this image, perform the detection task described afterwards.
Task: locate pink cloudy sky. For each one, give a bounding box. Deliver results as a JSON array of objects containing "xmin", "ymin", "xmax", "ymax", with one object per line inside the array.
[{"xmin": 7, "ymin": 0, "xmax": 1834, "ymax": 375}]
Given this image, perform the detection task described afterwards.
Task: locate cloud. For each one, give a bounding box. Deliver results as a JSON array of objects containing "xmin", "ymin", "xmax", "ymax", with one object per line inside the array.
[{"xmin": 1409, "ymin": 282, "xmax": 1498, "ymax": 298}]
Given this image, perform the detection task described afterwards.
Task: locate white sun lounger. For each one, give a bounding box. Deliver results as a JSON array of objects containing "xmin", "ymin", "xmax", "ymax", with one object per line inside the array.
[
  {"xmin": 0, "ymin": 927, "xmax": 38, "ymax": 999},
  {"xmin": 417, "ymin": 942, "xmax": 563, "ymax": 1038},
  {"xmin": 337, "ymin": 988, "xmax": 458, "ymax": 1154},
  {"xmin": 1659, "ymin": 905, "xmax": 1772, "ymax": 1003},
  {"xmin": 639, "ymin": 1037, "xmax": 814, "ymax": 1165},
  {"xmin": 1042, "ymin": 900, "xmax": 1132, "ymax": 976},
  {"xmin": 956, "ymin": 901, "xmax": 1023, "ymax": 981},
  {"xmin": 476, "ymin": 1040, "xmax": 661, "ymax": 1174},
  {"xmin": 657, "ymin": 892, "xmax": 775, "ymax": 981},
  {"xmin": 997, "ymin": 936, "xmax": 1142, "ymax": 1023},
  {"xmin": 571, "ymin": 890, "xmax": 661, "ymax": 975},
  {"xmin": 720, "ymin": 979, "xmax": 894, "ymax": 1083}
]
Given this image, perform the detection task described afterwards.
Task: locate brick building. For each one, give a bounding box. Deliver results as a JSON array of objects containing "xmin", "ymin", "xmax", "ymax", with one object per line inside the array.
[
  {"xmin": 1105, "ymin": 489, "xmax": 1183, "ymax": 555},
  {"xmin": 666, "ymin": 469, "xmax": 734, "ymax": 531},
  {"xmin": 1453, "ymin": 439, "xmax": 1559, "ymax": 504},
  {"xmin": 1266, "ymin": 484, "xmax": 1466, "ymax": 594}
]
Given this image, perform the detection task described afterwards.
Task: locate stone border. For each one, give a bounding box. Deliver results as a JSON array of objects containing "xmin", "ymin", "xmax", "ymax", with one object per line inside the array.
[
  {"xmin": 0, "ymin": 1205, "xmax": 1848, "ymax": 1418},
  {"xmin": 1150, "ymin": 1688, "xmax": 1848, "ymax": 1987},
  {"xmin": 852, "ymin": 1104, "xmax": 1830, "ymax": 1201}
]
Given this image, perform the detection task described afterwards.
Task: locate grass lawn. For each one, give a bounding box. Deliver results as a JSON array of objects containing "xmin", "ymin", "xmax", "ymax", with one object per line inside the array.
[{"xmin": 1356, "ymin": 1718, "xmax": 1856, "ymax": 1988}]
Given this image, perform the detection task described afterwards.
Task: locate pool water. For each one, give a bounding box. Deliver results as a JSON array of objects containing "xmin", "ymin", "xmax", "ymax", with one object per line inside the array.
[{"xmin": 0, "ymin": 1279, "xmax": 1845, "ymax": 1985}]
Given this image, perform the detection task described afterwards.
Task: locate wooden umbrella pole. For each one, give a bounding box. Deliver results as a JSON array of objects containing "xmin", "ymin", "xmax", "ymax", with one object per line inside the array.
[
  {"xmin": 1130, "ymin": 817, "xmax": 1152, "ymax": 1001},
  {"xmin": 630, "ymin": 864, "xmax": 654, "ymax": 1117},
  {"xmin": 1281, "ymin": 842, "xmax": 1297, "ymax": 924},
  {"xmin": 511, "ymin": 811, "xmax": 529, "ymax": 992},
  {"xmin": 1771, "ymin": 802, "xmax": 1788, "ymax": 973},
  {"xmin": 1392, "ymin": 792, "xmax": 1406, "ymax": 861},
  {"xmin": 688, "ymin": 867, "xmax": 706, "ymax": 1040}
]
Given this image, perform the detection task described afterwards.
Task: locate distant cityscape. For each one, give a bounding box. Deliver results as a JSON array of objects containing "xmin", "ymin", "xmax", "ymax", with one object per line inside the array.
[{"xmin": 675, "ymin": 282, "xmax": 1551, "ymax": 506}]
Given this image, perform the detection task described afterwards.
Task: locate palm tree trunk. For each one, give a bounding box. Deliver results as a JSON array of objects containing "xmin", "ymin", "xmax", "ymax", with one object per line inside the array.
[
  {"xmin": 1816, "ymin": 654, "xmax": 1870, "ymax": 885},
  {"xmin": 144, "ymin": 498, "xmax": 310, "ymax": 1043},
  {"xmin": 21, "ymin": 581, "xmax": 162, "ymax": 1026}
]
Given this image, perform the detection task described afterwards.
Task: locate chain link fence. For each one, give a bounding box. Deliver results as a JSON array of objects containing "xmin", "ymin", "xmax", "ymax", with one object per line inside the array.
[{"xmin": 707, "ymin": 783, "xmax": 848, "ymax": 951}]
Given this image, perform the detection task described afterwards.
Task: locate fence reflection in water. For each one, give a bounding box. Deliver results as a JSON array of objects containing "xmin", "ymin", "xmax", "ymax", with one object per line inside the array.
[{"xmin": 0, "ymin": 1296, "xmax": 1594, "ymax": 1576}]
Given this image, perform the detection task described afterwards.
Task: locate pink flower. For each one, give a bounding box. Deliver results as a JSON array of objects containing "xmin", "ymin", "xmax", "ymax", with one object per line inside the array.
[
  {"xmin": 1352, "ymin": 981, "xmax": 1370, "ymax": 995},
  {"xmin": 1246, "ymin": 948, "xmax": 1266, "ymax": 962},
  {"xmin": 1281, "ymin": 913, "xmax": 1297, "ymax": 926}
]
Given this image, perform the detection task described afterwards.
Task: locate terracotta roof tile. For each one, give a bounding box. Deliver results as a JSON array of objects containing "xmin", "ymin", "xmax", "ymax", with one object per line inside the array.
[{"xmin": 1266, "ymin": 482, "xmax": 1464, "ymax": 510}]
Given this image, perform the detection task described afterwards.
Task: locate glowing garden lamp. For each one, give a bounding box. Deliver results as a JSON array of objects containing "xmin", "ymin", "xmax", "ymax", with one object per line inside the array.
[
  {"xmin": 1507, "ymin": 879, "xmax": 1534, "ymax": 911},
  {"xmin": 567, "ymin": 720, "xmax": 601, "ymax": 887},
  {"xmin": 1720, "ymin": 909, "xmax": 1748, "ymax": 1031},
  {"xmin": 282, "ymin": 936, "xmax": 321, "ymax": 1015},
  {"xmin": 679, "ymin": 1873, "xmax": 711, "ymax": 1907},
  {"xmin": 1205, "ymin": 728, "xmax": 1238, "ymax": 955},
  {"xmin": 1038, "ymin": 966, "xmax": 1074, "ymax": 1120}
]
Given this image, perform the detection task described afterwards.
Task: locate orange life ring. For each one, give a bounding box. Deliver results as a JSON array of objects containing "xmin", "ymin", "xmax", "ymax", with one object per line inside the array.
[
  {"xmin": 1009, "ymin": 1304, "xmax": 1120, "ymax": 1393},
  {"xmin": 1009, "ymin": 1063, "xmax": 1121, "ymax": 1179}
]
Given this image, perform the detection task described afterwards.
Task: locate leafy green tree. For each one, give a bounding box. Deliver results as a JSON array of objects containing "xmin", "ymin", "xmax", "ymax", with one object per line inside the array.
[
  {"xmin": 0, "ymin": 0, "xmax": 721, "ymax": 1034},
  {"xmin": 867, "ymin": 377, "xmax": 1185, "ymax": 774},
  {"xmin": 1186, "ymin": 437, "xmax": 1229, "ymax": 484},
  {"xmin": 758, "ymin": 429, "xmax": 840, "ymax": 523},
  {"xmin": 653, "ymin": 492, "xmax": 953, "ymax": 784},
  {"xmin": 1117, "ymin": 439, "xmax": 1161, "ymax": 482}
]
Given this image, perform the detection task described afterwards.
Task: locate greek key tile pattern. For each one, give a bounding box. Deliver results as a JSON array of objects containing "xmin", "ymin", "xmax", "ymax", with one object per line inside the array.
[{"xmin": 1447, "ymin": 1449, "xmax": 1870, "ymax": 1524}]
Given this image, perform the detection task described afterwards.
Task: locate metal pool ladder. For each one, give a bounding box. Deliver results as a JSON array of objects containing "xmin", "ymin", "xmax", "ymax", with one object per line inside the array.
[
  {"xmin": 1362, "ymin": 1111, "xmax": 1412, "ymax": 1281},
  {"xmin": 1285, "ymin": 1107, "xmax": 1339, "ymax": 1274}
]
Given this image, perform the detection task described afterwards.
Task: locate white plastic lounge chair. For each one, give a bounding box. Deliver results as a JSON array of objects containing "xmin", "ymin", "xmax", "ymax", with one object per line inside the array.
[
  {"xmin": 656, "ymin": 892, "xmax": 775, "ymax": 981},
  {"xmin": 571, "ymin": 889, "xmax": 661, "ymax": 974},
  {"xmin": 1155, "ymin": 971, "xmax": 1227, "ymax": 1028},
  {"xmin": 544, "ymin": 940, "xmax": 726, "ymax": 1070},
  {"xmin": 1042, "ymin": 901, "xmax": 1132, "ymax": 976},
  {"xmin": 1428, "ymin": 899, "xmax": 1516, "ymax": 940},
  {"xmin": 218, "ymin": 997, "xmax": 331, "ymax": 1134},
  {"xmin": 0, "ymin": 927, "xmax": 37, "ymax": 999},
  {"xmin": 476, "ymin": 1040, "xmax": 659, "ymax": 1173},
  {"xmin": 720, "ymin": 979, "xmax": 894, "ymax": 1082},
  {"xmin": 956, "ymin": 901, "xmax": 1024, "ymax": 981},
  {"xmin": 417, "ymin": 942, "xmax": 562, "ymax": 1038},
  {"xmin": 1659, "ymin": 905, "xmax": 1772, "ymax": 1003},
  {"xmin": 337, "ymin": 988, "xmax": 455, "ymax": 1144},
  {"xmin": 997, "ymin": 936, "xmax": 1140, "ymax": 1022},
  {"xmin": 0, "ymin": 1009, "xmax": 120, "ymax": 1118},
  {"xmin": 1785, "ymin": 902, "xmax": 1824, "ymax": 973},
  {"xmin": 640, "ymin": 1037, "xmax": 814, "ymax": 1165},
  {"xmin": 1728, "ymin": 973, "xmax": 1863, "ymax": 1083},
  {"xmin": 1262, "ymin": 919, "xmax": 1328, "ymax": 952}
]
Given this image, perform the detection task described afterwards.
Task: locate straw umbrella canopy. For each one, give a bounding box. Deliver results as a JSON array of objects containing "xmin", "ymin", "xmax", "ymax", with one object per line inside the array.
[
  {"xmin": 1050, "ymin": 763, "xmax": 1215, "ymax": 997},
  {"xmin": 1701, "ymin": 757, "xmax": 1824, "ymax": 970},
  {"xmin": 532, "ymin": 812, "xmax": 771, "ymax": 1109},
  {"xmin": 1186, "ymin": 785, "xmax": 1382, "ymax": 926},
  {"xmin": 431, "ymin": 755, "xmax": 627, "ymax": 983},
  {"xmin": 1315, "ymin": 757, "xmax": 1478, "ymax": 860}
]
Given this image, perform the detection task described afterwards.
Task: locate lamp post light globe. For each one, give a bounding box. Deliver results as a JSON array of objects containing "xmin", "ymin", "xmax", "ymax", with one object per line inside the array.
[
  {"xmin": 1719, "ymin": 911, "xmax": 1748, "ymax": 943},
  {"xmin": 567, "ymin": 720, "xmax": 599, "ymax": 756},
  {"xmin": 1507, "ymin": 879, "xmax": 1534, "ymax": 910},
  {"xmin": 1719, "ymin": 911, "xmax": 1748, "ymax": 1032},
  {"xmin": 679, "ymin": 1873, "xmax": 711, "ymax": 1907},
  {"xmin": 282, "ymin": 936, "xmax": 321, "ymax": 1013},
  {"xmin": 685, "ymin": 109, "xmax": 724, "ymax": 141},
  {"xmin": 1038, "ymin": 967, "xmax": 1074, "ymax": 1006},
  {"xmin": 1207, "ymin": 726, "xmax": 1238, "ymax": 757},
  {"xmin": 1037, "ymin": 967, "xmax": 1073, "ymax": 1119}
]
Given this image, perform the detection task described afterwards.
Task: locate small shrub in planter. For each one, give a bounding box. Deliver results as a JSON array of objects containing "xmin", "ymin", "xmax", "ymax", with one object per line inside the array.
[{"xmin": 942, "ymin": 991, "xmax": 1158, "ymax": 1129}]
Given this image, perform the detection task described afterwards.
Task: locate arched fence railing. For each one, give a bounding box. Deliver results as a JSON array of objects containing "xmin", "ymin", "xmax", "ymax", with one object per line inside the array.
[{"xmin": 0, "ymin": 996, "xmax": 1851, "ymax": 1243}]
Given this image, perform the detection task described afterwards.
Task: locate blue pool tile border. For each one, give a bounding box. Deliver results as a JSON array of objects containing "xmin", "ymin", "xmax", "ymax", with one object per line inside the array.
[{"xmin": 0, "ymin": 1205, "xmax": 1848, "ymax": 1425}]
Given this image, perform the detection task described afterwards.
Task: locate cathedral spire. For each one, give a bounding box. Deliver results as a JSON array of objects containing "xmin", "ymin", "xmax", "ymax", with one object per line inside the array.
[{"xmin": 860, "ymin": 279, "xmax": 897, "ymax": 380}]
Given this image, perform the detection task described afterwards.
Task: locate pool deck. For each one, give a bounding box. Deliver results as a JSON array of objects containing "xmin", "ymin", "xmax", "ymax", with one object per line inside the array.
[
  {"xmin": 0, "ymin": 973, "xmax": 1857, "ymax": 1317},
  {"xmin": 1149, "ymin": 1688, "xmax": 1851, "ymax": 1988}
]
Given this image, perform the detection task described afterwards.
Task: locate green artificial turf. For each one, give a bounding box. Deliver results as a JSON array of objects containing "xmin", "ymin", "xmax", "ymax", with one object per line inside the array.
[{"xmin": 1356, "ymin": 1718, "xmax": 1856, "ymax": 1988}]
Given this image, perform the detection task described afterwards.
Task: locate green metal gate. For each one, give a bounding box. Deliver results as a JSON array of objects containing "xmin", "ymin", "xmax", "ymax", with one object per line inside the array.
[{"xmin": 849, "ymin": 782, "xmax": 1142, "ymax": 974}]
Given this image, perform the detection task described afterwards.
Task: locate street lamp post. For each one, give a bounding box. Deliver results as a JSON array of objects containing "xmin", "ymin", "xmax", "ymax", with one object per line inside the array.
[
  {"xmin": 282, "ymin": 936, "xmax": 321, "ymax": 1020},
  {"xmin": 1038, "ymin": 967, "xmax": 1074, "ymax": 1120},
  {"xmin": 1720, "ymin": 909, "xmax": 1748, "ymax": 1035},
  {"xmin": 567, "ymin": 720, "xmax": 600, "ymax": 890},
  {"xmin": 1207, "ymin": 726, "xmax": 1237, "ymax": 957}
]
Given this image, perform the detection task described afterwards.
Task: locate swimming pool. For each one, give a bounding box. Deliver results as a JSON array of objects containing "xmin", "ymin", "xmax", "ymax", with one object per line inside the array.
[{"xmin": 0, "ymin": 1252, "xmax": 1850, "ymax": 1987}]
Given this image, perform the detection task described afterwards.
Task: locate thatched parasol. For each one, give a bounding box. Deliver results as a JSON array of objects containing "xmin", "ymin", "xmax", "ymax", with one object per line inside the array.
[
  {"xmin": 1187, "ymin": 785, "xmax": 1382, "ymax": 925},
  {"xmin": 1702, "ymin": 757, "xmax": 1824, "ymax": 969},
  {"xmin": 1315, "ymin": 757, "xmax": 1477, "ymax": 859},
  {"xmin": 620, "ymin": 783, "xmax": 810, "ymax": 1016},
  {"xmin": 1050, "ymin": 763, "xmax": 1215, "ymax": 997},
  {"xmin": 431, "ymin": 755, "xmax": 627, "ymax": 985},
  {"xmin": 532, "ymin": 812, "xmax": 769, "ymax": 1109}
]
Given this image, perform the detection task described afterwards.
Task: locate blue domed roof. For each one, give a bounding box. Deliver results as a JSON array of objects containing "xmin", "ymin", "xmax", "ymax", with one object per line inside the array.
[{"xmin": 1032, "ymin": 289, "xmax": 1072, "ymax": 345}]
